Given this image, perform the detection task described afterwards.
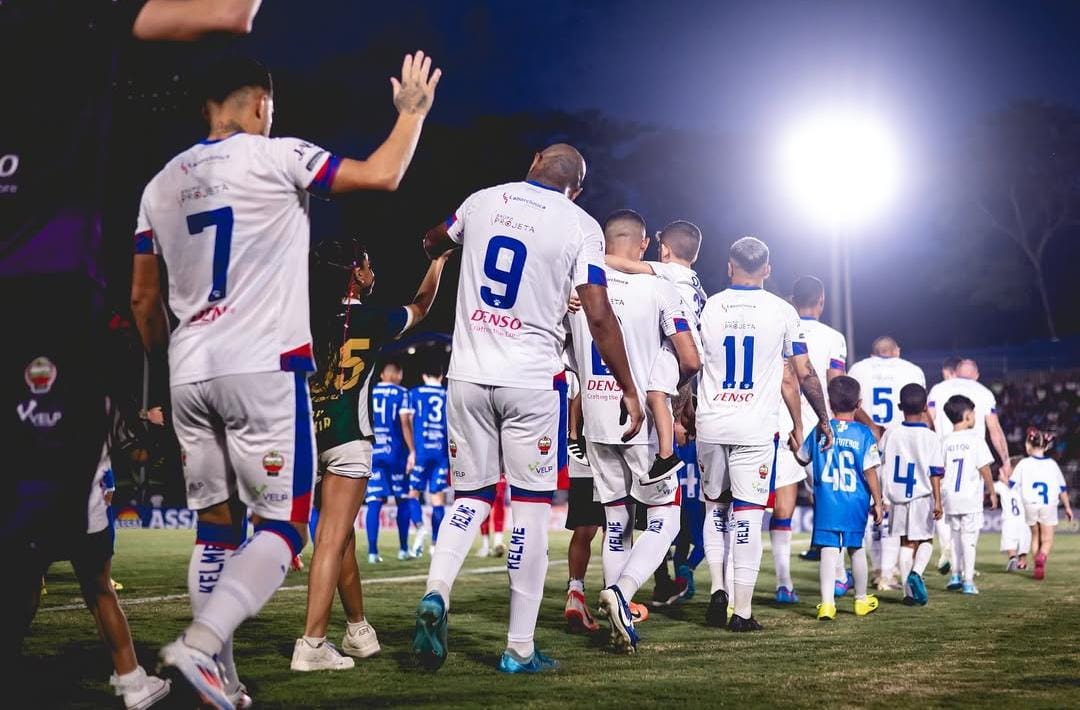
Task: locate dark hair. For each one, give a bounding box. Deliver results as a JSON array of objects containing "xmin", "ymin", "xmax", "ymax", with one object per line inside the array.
[
  {"xmin": 604, "ymin": 208, "xmax": 646, "ymax": 232},
  {"xmin": 827, "ymin": 375, "xmax": 861, "ymax": 413},
  {"xmin": 309, "ymin": 238, "xmax": 368, "ymax": 379},
  {"xmin": 1026, "ymin": 427, "xmax": 1055, "ymax": 450},
  {"xmin": 792, "ymin": 276, "xmax": 825, "ymax": 310},
  {"xmin": 942, "ymin": 356, "xmax": 960, "ymax": 373},
  {"xmin": 658, "ymin": 220, "xmax": 702, "ymax": 262},
  {"xmin": 899, "ymin": 383, "xmax": 928, "ymax": 415},
  {"xmin": 943, "ymin": 394, "xmax": 975, "ymax": 424},
  {"xmin": 200, "ymin": 56, "xmax": 272, "ymax": 105},
  {"xmin": 381, "ymin": 361, "xmax": 402, "ymax": 374},
  {"xmin": 729, "ymin": 236, "xmax": 769, "ymax": 273}
]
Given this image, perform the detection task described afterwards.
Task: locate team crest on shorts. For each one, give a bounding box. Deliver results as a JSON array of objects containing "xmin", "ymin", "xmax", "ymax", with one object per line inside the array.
[
  {"xmin": 758, "ymin": 464, "xmax": 770, "ymax": 479},
  {"xmin": 263, "ymin": 451, "xmax": 285, "ymax": 477},
  {"xmin": 24, "ymin": 356, "xmax": 57, "ymax": 394},
  {"xmin": 537, "ymin": 436, "xmax": 552, "ymax": 456},
  {"xmin": 449, "ymin": 440, "xmax": 458, "ymax": 457}
]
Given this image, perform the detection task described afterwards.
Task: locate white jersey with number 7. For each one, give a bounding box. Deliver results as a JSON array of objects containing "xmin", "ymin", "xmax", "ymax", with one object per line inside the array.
[
  {"xmin": 444, "ymin": 180, "xmax": 606, "ymax": 391},
  {"xmin": 696, "ymin": 286, "xmax": 807, "ymax": 446}
]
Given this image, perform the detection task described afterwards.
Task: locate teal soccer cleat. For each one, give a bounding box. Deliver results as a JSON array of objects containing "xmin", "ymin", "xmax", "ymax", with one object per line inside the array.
[
  {"xmin": 497, "ymin": 649, "xmax": 559, "ymax": 674},
  {"xmin": 412, "ymin": 592, "xmax": 449, "ymax": 671}
]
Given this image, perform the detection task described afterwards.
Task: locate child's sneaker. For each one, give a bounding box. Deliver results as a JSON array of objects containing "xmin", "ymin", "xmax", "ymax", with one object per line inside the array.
[
  {"xmin": 854, "ymin": 595, "xmax": 879, "ymax": 616},
  {"xmin": 775, "ymin": 586, "xmax": 799, "ymax": 604},
  {"xmin": 946, "ymin": 574, "xmax": 963, "ymax": 591},
  {"xmin": 816, "ymin": 603, "xmax": 837, "ymax": 621},
  {"xmin": 110, "ymin": 666, "xmax": 171, "ymax": 710},
  {"xmin": 1033, "ymin": 552, "xmax": 1047, "ymax": 580},
  {"xmin": 961, "ymin": 582, "xmax": 979, "ymax": 595},
  {"xmin": 907, "ymin": 572, "xmax": 928, "ymax": 606},
  {"xmin": 639, "ymin": 453, "xmax": 685, "ymax": 485},
  {"xmin": 1005, "ymin": 557, "xmax": 1019, "ymax": 572}
]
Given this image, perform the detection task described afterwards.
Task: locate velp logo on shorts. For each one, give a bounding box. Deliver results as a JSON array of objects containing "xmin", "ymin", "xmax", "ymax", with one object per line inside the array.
[
  {"xmin": 24, "ymin": 356, "xmax": 57, "ymax": 394},
  {"xmin": 263, "ymin": 451, "xmax": 285, "ymax": 477},
  {"xmin": 537, "ymin": 436, "xmax": 552, "ymax": 456}
]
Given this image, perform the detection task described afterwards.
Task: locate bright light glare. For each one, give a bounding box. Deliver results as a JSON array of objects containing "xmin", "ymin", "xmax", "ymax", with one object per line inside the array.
[{"xmin": 779, "ymin": 110, "xmax": 900, "ymax": 229}]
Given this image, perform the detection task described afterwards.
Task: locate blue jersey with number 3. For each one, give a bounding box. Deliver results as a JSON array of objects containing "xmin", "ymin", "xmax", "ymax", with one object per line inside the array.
[
  {"xmin": 408, "ymin": 385, "xmax": 448, "ymax": 455},
  {"xmin": 799, "ymin": 419, "xmax": 881, "ymax": 532}
]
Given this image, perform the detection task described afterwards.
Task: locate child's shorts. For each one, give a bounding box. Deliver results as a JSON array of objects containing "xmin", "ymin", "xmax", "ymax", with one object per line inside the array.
[
  {"xmin": 811, "ymin": 528, "xmax": 865, "ymax": 549},
  {"xmin": 1024, "ymin": 503, "xmax": 1058, "ymax": 527}
]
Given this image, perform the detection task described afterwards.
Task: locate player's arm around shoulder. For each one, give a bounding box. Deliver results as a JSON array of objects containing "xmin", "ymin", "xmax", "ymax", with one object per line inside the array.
[{"xmin": 603, "ymin": 253, "xmax": 654, "ymax": 276}]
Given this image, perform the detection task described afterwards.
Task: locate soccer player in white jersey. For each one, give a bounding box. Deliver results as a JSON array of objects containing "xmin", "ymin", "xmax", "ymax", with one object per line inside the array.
[
  {"xmin": 566, "ymin": 210, "xmax": 700, "ymax": 653},
  {"xmin": 772, "ymin": 276, "xmax": 847, "ymax": 604},
  {"xmin": 847, "ymin": 336, "xmax": 927, "ymax": 432},
  {"xmin": 414, "ymin": 144, "xmax": 643, "ymax": 673},
  {"xmin": 130, "ymin": 54, "xmax": 441, "ymax": 707},
  {"xmin": 939, "ymin": 395, "xmax": 997, "ymax": 594},
  {"xmin": 694, "ymin": 237, "xmax": 833, "ymax": 632},
  {"xmin": 602, "ymin": 220, "xmax": 707, "ymax": 483},
  {"xmin": 1013, "ymin": 429, "xmax": 1073, "ymax": 580},
  {"xmin": 927, "ymin": 358, "xmax": 1012, "ymax": 477}
]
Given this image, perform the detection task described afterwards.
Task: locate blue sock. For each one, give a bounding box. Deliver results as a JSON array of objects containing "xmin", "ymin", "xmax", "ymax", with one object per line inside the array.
[
  {"xmin": 365, "ymin": 500, "xmax": 383, "ymax": 555},
  {"xmin": 395, "ymin": 499, "xmax": 411, "ymax": 552},
  {"xmin": 431, "ymin": 505, "xmax": 445, "ymax": 544},
  {"xmin": 409, "ymin": 497, "xmax": 423, "ymax": 527},
  {"xmin": 308, "ymin": 506, "xmax": 320, "ymax": 549}
]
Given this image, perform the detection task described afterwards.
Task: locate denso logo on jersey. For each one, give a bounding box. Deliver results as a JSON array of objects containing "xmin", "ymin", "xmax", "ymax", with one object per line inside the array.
[
  {"xmin": 470, "ymin": 308, "xmax": 522, "ymax": 330},
  {"xmin": 587, "ymin": 379, "xmax": 622, "ymax": 392},
  {"xmin": 712, "ymin": 391, "xmax": 755, "ymax": 403}
]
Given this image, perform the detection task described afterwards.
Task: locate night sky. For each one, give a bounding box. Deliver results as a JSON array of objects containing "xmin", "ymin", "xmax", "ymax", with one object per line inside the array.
[{"xmin": 121, "ymin": 1, "xmax": 1080, "ymax": 361}]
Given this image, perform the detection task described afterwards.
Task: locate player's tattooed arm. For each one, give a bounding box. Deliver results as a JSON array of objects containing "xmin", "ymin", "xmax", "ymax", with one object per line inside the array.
[
  {"xmin": 781, "ymin": 360, "xmax": 804, "ymax": 453},
  {"xmin": 670, "ymin": 332, "xmax": 701, "ymax": 386},
  {"xmin": 331, "ymin": 52, "xmax": 441, "ymax": 193},
  {"xmin": 790, "ymin": 353, "xmax": 833, "ymax": 450}
]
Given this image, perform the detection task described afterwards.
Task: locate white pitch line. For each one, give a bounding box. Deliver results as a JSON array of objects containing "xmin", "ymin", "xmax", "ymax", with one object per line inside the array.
[{"xmin": 40, "ymin": 561, "xmax": 566, "ymax": 614}]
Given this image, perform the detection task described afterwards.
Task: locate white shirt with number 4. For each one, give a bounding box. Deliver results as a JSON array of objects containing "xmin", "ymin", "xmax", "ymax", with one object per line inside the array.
[{"xmin": 880, "ymin": 422, "xmax": 944, "ymax": 503}]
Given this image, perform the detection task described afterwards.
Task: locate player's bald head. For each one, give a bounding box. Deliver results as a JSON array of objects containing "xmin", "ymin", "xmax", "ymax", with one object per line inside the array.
[
  {"xmin": 603, "ymin": 209, "xmax": 647, "ymax": 256},
  {"xmin": 956, "ymin": 358, "xmax": 980, "ymax": 379},
  {"xmin": 526, "ymin": 143, "xmax": 586, "ymax": 196},
  {"xmin": 871, "ymin": 336, "xmax": 900, "ymax": 357}
]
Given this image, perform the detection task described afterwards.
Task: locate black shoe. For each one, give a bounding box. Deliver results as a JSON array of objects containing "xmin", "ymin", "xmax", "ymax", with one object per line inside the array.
[
  {"xmin": 799, "ymin": 548, "xmax": 821, "ymax": 562},
  {"xmin": 640, "ymin": 453, "xmax": 685, "ymax": 484},
  {"xmin": 901, "ymin": 596, "xmax": 917, "ymax": 606},
  {"xmin": 567, "ymin": 437, "xmax": 589, "ymax": 466},
  {"xmin": 727, "ymin": 614, "xmax": 763, "ymax": 633},
  {"xmin": 705, "ymin": 590, "xmax": 729, "ymax": 627},
  {"xmin": 650, "ymin": 577, "xmax": 689, "ymax": 607}
]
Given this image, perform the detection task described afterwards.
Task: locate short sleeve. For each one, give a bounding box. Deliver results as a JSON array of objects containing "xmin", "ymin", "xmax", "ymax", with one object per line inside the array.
[
  {"xmin": 572, "ymin": 221, "xmax": 607, "ymax": 289},
  {"xmin": 133, "ymin": 189, "xmax": 157, "ymax": 255},
  {"xmin": 400, "ymin": 389, "xmax": 414, "ymax": 414},
  {"xmin": 929, "ymin": 436, "xmax": 946, "ymax": 476},
  {"xmin": 657, "ymin": 280, "xmax": 690, "ymax": 337},
  {"xmin": 976, "ymin": 440, "xmax": 995, "ymax": 469},
  {"xmin": 268, "ymin": 137, "xmax": 340, "ymax": 199},
  {"xmin": 863, "ymin": 438, "xmax": 882, "ymax": 471},
  {"xmin": 1055, "ymin": 462, "xmax": 1067, "ymax": 491},
  {"xmin": 984, "ymin": 387, "xmax": 998, "ymax": 415},
  {"xmin": 784, "ymin": 304, "xmax": 807, "ymax": 358},
  {"xmin": 830, "ymin": 333, "xmax": 848, "ymax": 372},
  {"xmin": 445, "ymin": 191, "xmax": 480, "ymax": 245}
]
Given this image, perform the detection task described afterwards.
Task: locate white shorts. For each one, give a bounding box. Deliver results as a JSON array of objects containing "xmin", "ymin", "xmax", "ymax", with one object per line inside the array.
[
  {"xmin": 172, "ymin": 371, "xmax": 316, "ymax": 523},
  {"xmin": 773, "ymin": 447, "xmax": 808, "ymax": 490},
  {"xmin": 318, "ymin": 439, "xmax": 373, "ymax": 480},
  {"xmin": 1024, "ymin": 503, "xmax": 1058, "ymax": 527},
  {"xmin": 647, "ymin": 344, "xmax": 679, "ymax": 396},
  {"xmin": 888, "ymin": 497, "xmax": 936, "ymax": 541},
  {"xmin": 447, "ymin": 378, "xmax": 566, "ymax": 493},
  {"xmin": 947, "ymin": 511, "xmax": 982, "ymax": 536},
  {"xmin": 697, "ymin": 439, "xmax": 778, "ymax": 506},
  {"xmin": 1000, "ymin": 518, "xmax": 1032, "ymax": 552},
  {"xmin": 588, "ymin": 442, "xmax": 679, "ymax": 507}
]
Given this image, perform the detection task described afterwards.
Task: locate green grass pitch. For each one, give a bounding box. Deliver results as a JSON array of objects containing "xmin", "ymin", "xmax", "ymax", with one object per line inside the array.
[{"xmin": 25, "ymin": 529, "xmax": 1080, "ymax": 708}]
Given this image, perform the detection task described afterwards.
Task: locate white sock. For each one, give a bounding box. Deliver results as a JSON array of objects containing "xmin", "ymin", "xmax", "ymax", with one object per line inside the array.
[
  {"xmin": 617, "ymin": 505, "xmax": 680, "ymax": 599},
  {"xmin": 867, "ymin": 516, "xmax": 881, "ymax": 574},
  {"xmin": 602, "ymin": 502, "xmax": 633, "ymax": 588},
  {"xmin": 882, "ymin": 534, "xmax": 901, "ymax": 578},
  {"xmin": 913, "ymin": 540, "xmax": 933, "ymax": 576},
  {"xmin": 506, "ymin": 499, "xmax": 550, "ymax": 658},
  {"xmin": 425, "ymin": 497, "xmax": 490, "ymax": 606},
  {"xmin": 835, "ymin": 548, "xmax": 847, "ymax": 583},
  {"xmin": 899, "ymin": 545, "xmax": 915, "ymax": 596},
  {"xmin": 950, "ymin": 519, "xmax": 964, "ymax": 576},
  {"xmin": 493, "ymin": 530, "xmax": 504, "ymax": 546},
  {"xmin": 961, "ymin": 528, "xmax": 979, "ymax": 583},
  {"xmin": 819, "ymin": 547, "xmax": 839, "ymax": 607},
  {"xmin": 703, "ymin": 501, "xmax": 730, "ymax": 594},
  {"xmin": 936, "ymin": 519, "xmax": 953, "ymax": 564},
  {"xmin": 192, "ymin": 527, "xmax": 293, "ymax": 652},
  {"xmin": 731, "ymin": 507, "xmax": 764, "ymax": 619},
  {"xmin": 568, "ymin": 578, "xmax": 584, "ymax": 594},
  {"xmin": 770, "ymin": 528, "xmax": 793, "ymax": 590},
  {"xmin": 851, "ymin": 547, "xmax": 869, "ymax": 600},
  {"xmin": 187, "ymin": 541, "xmax": 238, "ymax": 686}
]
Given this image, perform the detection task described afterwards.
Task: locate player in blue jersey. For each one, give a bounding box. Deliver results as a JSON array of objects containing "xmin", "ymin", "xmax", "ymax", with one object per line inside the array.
[
  {"xmin": 404, "ymin": 364, "xmax": 450, "ymax": 556},
  {"xmin": 368, "ymin": 363, "xmax": 415, "ymax": 562},
  {"xmin": 796, "ymin": 376, "xmax": 884, "ymax": 621}
]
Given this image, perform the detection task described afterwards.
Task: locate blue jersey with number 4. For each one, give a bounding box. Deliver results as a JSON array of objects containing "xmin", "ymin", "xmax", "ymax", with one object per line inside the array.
[
  {"xmin": 798, "ymin": 419, "xmax": 881, "ymax": 532},
  {"xmin": 409, "ymin": 385, "xmax": 448, "ymax": 455}
]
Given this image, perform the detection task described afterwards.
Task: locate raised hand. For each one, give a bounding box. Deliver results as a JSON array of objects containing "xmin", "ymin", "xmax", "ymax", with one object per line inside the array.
[{"xmin": 391, "ymin": 50, "xmax": 441, "ymax": 117}]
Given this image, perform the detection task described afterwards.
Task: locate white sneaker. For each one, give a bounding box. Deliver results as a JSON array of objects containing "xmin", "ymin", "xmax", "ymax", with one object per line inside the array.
[
  {"xmin": 159, "ymin": 638, "xmax": 233, "ymax": 710},
  {"xmin": 411, "ymin": 529, "xmax": 428, "ymax": 558},
  {"xmin": 476, "ymin": 544, "xmax": 490, "ymax": 558},
  {"xmin": 341, "ymin": 620, "xmax": 381, "ymax": 658},
  {"xmin": 110, "ymin": 666, "xmax": 171, "ymax": 710},
  {"xmin": 290, "ymin": 638, "xmax": 356, "ymax": 671},
  {"xmin": 368, "ymin": 553, "xmax": 383, "ymax": 564},
  {"xmin": 397, "ymin": 550, "xmax": 411, "ymax": 561},
  {"xmin": 227, "ymin": 683, "xmax": 252, "ymax": 709}
]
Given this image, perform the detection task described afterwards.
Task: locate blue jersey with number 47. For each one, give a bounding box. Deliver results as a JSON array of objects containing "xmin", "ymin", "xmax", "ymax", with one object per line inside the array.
[
  {"xmin": 798, "ymin": 419, "xmax": 881, "ymax": 532},
  {"xmin": 371, "ymin": 382, "xmax": 409, "ymax": 463}
]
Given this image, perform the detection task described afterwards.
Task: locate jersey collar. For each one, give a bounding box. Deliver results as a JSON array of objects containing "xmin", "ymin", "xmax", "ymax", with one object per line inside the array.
[
  {"xmin": 901, "ymin": 421, "xmax": 929, "ymax": 428},
  {"xmin": 198, "ymin": 132, "xmax": 242, "ymax": 146},
  {"xmin": 526, "ymin": 179, "xmax": 563, "ymax": 193},
  {"xmin": 1031, "ymin": 455, "xmax": 1048, "ymax": 460},
  {"xmin": 800, "ymin": 316, "xmax": 818, "ymax": 321},
  {"xmin": 728, "ymin": 284, "xmax": 762, "ymax": 291}
]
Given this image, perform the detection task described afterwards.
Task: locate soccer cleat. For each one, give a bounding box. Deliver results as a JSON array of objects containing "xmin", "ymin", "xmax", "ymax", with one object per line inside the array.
[
  {"xmin": 946, "ymin": 574, "xmax": 963, "ymax": 591},
  {"xmin": 961, "ymin": 582, "xmax": 979, "ymax": 595},
  {"xmin": 705, "ymin": 590, "xmax": 729, "ymax": 627},
  {"xmin": 775, "ymin": 586, "xmax": 799, "ymax": 604},
  {"xmin": 564, "ymin": 589, "xmax": 600, "ymax": 633},
  {"xmin": 876, "ymin": 572, "xmax": 899, "ymax": 591},
  {"xmin": 598, "ymin": 586, "xmax": 639, "ymax": 653},
  {"xmin": 227, "ymin": 684, "xmax": 252, "ymax": 710},
  {"xmin": 397, "ymin": 550, "xmax": 411, "ymax": 561},
  {"xmin": 677, "ymin": 564, "xmax": 696, "ymax": 600},
  {"xmin": 937, "ymin": 557, "xmax": 951, "ymax": 575},
  {"xmin": 650, "ymin": 577, "xmax": 689, "ymax": 607},
  {"xmin": 497, "ymin": 648, "xmax": 559, "ymax": 674},
  {"xmin": 1033, "ymin": 552, "xmax": 1047, "ymax": 580},
  {"xmin": 290, "ymin": 638, "xmax": 356, "ymax": 671},
  {"xmin": 728, "ymin": 614, "xmax": 763, "ymax": 632},
  {"xmin": 834, "ymin": 578, "xmax": 849, "ymax": 598},
  {"xmin": 854, "ymin": 595, "xmax": 879, "ymax": 617},
  {"xmin": 412, "ymin": 592, "xmax": 449, "ymax": 671},
  {"xmin": 902, "ymin": 596, "xmax": 917, "ymax": 606},
  {"xmin": 493, "ymin": 543, "xmax": 506, "ymax": 557},
  {"xmin": 629, "ymin": 601, "xmax": 650, "ymax": 623},
  {"xmin": 816, "ymin": 603, "xmax": 837, "ymax": 621},
  {"xmin": 159, "ymin": 638, "xmax": 234, "ymax": 710},
  {"xmin": 640, "ymin": 453, "xmax": 685, "ymax": 485},
  {"xmin": 1005, "ymin": 557, "xmax": 1019, "ymax": 572},
  {"xmin": 110, "ymin": 666, "xmax": 171, "ymax": 710},
  {"xmin": 799, "ymin": 548, "xmax": 821, "ymax": 561},
  {"xmin": 368, "ymin": 553, "xmax": 383, "ymax": 564},
  {"xmin": 342, "ymin": 620, "xmax": 382, "ymax": 658},
  {"xmin": 567, "ymin": 437, "xmax": 590, "ymax": 466},
  {"xmin": 907, "ymin": 572, "xmax": 928, "ymax": 606}
]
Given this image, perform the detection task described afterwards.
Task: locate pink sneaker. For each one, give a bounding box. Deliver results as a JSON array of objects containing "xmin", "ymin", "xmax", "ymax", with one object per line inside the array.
[{"xmin": 1033, "ymin": 552, "xmax": 1047, "ymax": 580}]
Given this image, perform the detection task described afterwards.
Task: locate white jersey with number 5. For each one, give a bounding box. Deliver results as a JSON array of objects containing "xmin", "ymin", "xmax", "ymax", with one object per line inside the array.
[
  {"xmin": 847, "ymin": 356, "xmax": 926, "ymax": 430},
  {"xmin": 567, "ymin": 267, "xmax": 689, "ymax": 445},
  {"xmin": 445, "ymin": 181, "xmax": 606, "ymax": 390},
  {"xmin": 135, "ymin": 133, "xmax": 340, "ymax": 387},
  {"xmin": 696, "ymin": 286, "xmax": 807, "ymax": 446}
]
